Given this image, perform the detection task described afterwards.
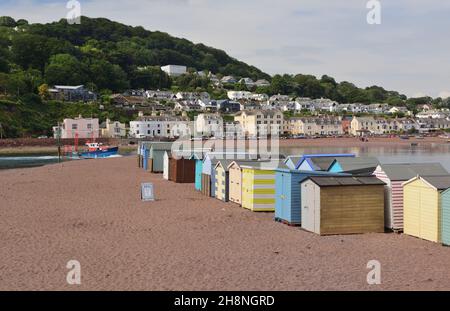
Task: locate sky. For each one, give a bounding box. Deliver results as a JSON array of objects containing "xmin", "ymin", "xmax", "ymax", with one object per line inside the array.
[{"xmin": 1, "ymin": 0, "xmax": 450, "ymax": 98}]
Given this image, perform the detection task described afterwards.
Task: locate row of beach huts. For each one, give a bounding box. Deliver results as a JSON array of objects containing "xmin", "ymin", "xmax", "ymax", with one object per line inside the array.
[{"xmin": 137, "ymin": 142, "xmax": 450, "ymax": 246}]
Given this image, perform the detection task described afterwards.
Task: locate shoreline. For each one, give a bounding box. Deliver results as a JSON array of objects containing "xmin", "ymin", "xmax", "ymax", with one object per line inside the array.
[{"xmin": 1, "ymin": 137, "xmax": 448, "ymax": 156}]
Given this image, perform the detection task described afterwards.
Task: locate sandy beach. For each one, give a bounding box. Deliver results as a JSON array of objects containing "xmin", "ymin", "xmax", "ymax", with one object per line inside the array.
[{"xmin": 1, "ymin": 156, "xmax": 450, "ymax": 291}]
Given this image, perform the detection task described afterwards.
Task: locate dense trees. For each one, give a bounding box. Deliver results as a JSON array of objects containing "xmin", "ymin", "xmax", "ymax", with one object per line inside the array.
[
  {"xmin": 0, "ymin": 16, "xmax": 269, "ymax": 94},
  {"xmin": 256, "ymin": 74, "xmax": 410, "ymax": 105}
]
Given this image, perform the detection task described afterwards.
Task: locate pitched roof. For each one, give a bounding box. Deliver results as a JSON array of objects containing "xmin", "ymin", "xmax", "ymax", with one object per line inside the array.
[
  {"xmin": 285, "ymin": 156, "xmax": 302, "ymax": 166},
  {"xmin": 332, "ymin": 157, "xmax": 380, "ymax": 173},
  {"xmin": 307, "ymin": 176, "xmax": 385, "ymax": 187},
  {"xmin": 379, "ymin": 163, "xmax": 448, "ymax": 181},
  {"xmin": 150, "ymin": 143, "xmax": 173, "ymax": 151},
  {"xmin": 421, "ymin": 176, "xmax": 450, "ymax": 190},
  {"xmin": 308, "ymin": 157, "xmax": 338, "ymax": 171}
]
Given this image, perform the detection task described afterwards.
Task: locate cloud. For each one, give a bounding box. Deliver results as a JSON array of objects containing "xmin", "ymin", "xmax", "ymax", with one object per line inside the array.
[{"xmin": 1, "ymin": 0, "xmax": 450, "ymax": 98}]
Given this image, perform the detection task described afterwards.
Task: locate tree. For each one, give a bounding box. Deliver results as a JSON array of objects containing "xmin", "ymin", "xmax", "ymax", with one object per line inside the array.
[
  {"xmin": 0, "ymin": 16, "xmax": 16, "ymax": 27},
  {"xmin": 130, "ymin": 66, "xmax": 171, "ymax": 90},
  {"xmin": 87, "ymin": 59, "xmax": 129, "ymax": 92},
  {"xmin": 45, "ymin": 54, "xmax": 88, "ymax": 86},
  {"xmin": 38, "ymin": 84, "xmax": 50, "ymax": 100}
]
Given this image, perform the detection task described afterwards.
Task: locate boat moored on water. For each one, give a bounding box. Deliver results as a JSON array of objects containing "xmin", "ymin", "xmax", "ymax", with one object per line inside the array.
[{"xmin": 79, "ymin": 142, "xmax": 119, "ymax": 159}]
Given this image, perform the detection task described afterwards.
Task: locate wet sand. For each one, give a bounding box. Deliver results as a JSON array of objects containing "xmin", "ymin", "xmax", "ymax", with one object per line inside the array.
[{"xmin": 1, "ymin": 157, "xmax": 450, "ymax": 291}]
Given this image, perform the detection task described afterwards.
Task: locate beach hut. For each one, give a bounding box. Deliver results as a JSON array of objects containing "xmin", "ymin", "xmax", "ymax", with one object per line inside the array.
[
  {"xmin": 214, "ymin": 160, "xmax": 233, "ymax": 202},
  {"xmin": 192, "ymin": 153, "xmax": 204, "ymax": 191},
  {"xmin": 274, "ymin": 169, "xmax": 348, "ymax": 226},
  {"xmin": 374, "ymin": 163, "xmax": 448, "ymax": 231},
  {"xmin": 228, "ymin": 160, "xmax": 261, "ymax": 205},
  {"xmin": 241, "ymin": 161, "xmax": 287, "ymax": 212},
  {"xmin": 168, "ymin": 152, "xmax": 196, "ymax": 183},
  {"xmin": 403, "ymin": 176, "xmax": 450, "ymax": 243},
  {"xmin": 328, "ymin": 157, "xmax": 380, "ymax": 175},
  {"xmin": 300, "ymin": 176, "xmax": 385, "ymax": 235},
  {"xmin": 148, "ymin": 143, "xmax": 173, "ymax": 173},
  {"xmin": 284, "ymin": 156, "xmax": 302, "ymax": 170},
  {"xmin": 441, "ymin": 188, "xmax": 450, "ymax": 246},
  {"xmin": 296, "ymin": 154, "xmax": 355, "ymax": 171},
  {"xmin": 163, "ymin": 151, "xmax": 171, "ymax": 180},
  {"xmin": 202, "ymin": 152, "xmax": 256, "ymax": 198}
]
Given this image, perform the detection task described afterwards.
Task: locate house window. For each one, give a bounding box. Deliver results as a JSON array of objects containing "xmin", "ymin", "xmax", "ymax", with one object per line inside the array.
[
  {"xmin": 87, "ymin": 124, "xmax": 92, "ymax": 130},
  {"xmin": 137, "ymin": 130, "xmax": 140, "ymax": 135},
  {"xmin": 72, "ymin": 124, "xmax": 78, "ymax": 130}
]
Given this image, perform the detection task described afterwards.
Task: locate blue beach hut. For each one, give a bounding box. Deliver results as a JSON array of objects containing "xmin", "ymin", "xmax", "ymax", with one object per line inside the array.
[{"xmin": 275, "ymin": 169, "xmax": 348, "ymax": 225}]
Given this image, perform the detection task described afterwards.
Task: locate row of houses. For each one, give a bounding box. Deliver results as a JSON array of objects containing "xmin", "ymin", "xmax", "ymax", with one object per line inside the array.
[
  {"xmin": 350, "ymin": 116, "xmax": 450, "ymax": 135},
  {"xmin": 53, "ymin": 112, "xmax": 450, "ymax": 139},
  {"xmin": 138, "ymin": 145, "xmax": 450, "ymax": 246}
]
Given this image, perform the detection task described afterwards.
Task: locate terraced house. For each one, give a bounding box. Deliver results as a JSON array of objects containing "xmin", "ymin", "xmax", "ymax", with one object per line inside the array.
[
  {"xmin": 130, "ymin": 115, "xmax": 191, "ymax": 139},
  {"xmin": 234, "ymin": 110, "xmax": 284, "ymax": 137},
  {"xmin": 350, "ymin": 116, "xmax": 419, "ymax": 136},
  {"xmin": 289, "ymin": 117, "xmax": 343, "ymax": 136}
]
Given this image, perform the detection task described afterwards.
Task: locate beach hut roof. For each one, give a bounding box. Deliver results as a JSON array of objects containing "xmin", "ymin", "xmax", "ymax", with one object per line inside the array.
[
  {"xmin": 306, "ymin": 176, "xmax": 385, "ymax": 187},
  {"xmin": 150, "ymin": 143, "xmax": 173, "ymax": 151},
  {"xmin": 295, "ymin": 154, "xmax": 355, "ymax": 169},
  {"xmin": 420, "ymin": 176, "xmax": 450, "ymax": 190},
  {"xmin": 214, "ymin": 159, "xmax": 238, "ymax": 171},
  {"xmin": 331, "ymin": 157, "xmax": 380, "ymax": 173},
  {"xmin": 308, "ymin": 157, "xmax": 338, "ymax": 171},
  {"xmin": 378, "ymin": 163, "xmax": 448, "ymax": 181},
  {"xmin": 285, "ymin": 156, "xmax": 302, "ymax": 167}
]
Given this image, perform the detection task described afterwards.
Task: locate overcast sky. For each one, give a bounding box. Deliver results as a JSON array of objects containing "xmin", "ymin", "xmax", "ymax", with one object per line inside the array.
[{"xmin": 2, "ymin": 0, "xmax": 450, "ymax": 98}]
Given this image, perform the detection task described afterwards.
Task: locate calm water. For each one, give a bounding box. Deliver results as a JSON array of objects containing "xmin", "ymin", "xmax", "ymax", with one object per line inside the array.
[
  {"xmin": 1, "ymin": 144, "xmax": 450, "ymax": 171},
  {"xmin": 280, "ymin": 143, "xmax": 450, "ymax": 171}
]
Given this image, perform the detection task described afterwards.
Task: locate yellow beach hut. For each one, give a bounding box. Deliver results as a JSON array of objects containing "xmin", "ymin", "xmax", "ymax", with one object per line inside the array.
[
  {"xmin": 403, "ymin": 176, "xmax": 450, "ymax": 243},
  {"xmin": 241, "ymin": 161, "xmax": 287, "ymax": 212}
]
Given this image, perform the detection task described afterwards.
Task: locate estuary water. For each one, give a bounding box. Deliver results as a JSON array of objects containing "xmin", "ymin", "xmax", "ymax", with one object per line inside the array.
[
  {"xmin": 280, "ymin": 143, "xmax": 450, "ymax": 171},
  {"xmin": 1, "ymin": 143, "xmax": 450, "ymax": 171}
]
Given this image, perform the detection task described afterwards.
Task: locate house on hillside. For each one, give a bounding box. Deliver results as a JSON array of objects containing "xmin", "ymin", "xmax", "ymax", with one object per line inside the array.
[
  {"xmin": 161, "ymin": 65, "xmax": 187, "ymax": 77},
  {"xmin": 49, "ymin": 85, "xmax": 97, "ymax": 102}
]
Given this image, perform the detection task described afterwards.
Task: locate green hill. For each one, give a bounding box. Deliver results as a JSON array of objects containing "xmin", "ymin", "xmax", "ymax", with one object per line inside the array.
[{"xmin": 0, "ymin": 16, "xmax": 269, "ymax": 94}]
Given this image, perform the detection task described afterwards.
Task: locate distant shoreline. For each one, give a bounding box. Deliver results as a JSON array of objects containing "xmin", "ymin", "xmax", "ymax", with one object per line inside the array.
[{"xmin": 1, "ymin": 136, "xmax": 448, "ymax": 156}]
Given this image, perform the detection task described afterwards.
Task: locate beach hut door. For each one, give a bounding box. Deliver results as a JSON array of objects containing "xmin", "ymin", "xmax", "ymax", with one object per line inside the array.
[
  {"xmin": 302, "ymin": 183, "xmax": 316, "ymax": 232},
  {"xmin": 280, "ymin": 173, "xmax": 288, "ymax": 220}
]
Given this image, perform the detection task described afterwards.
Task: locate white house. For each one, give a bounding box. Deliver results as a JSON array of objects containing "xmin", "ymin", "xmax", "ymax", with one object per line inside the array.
[
  {"xmin": 227, "ymin": 91, "xmax": 253, "ymax": 101},
  {"xmin": 238, "ymin": 78, "xmax": 255, "ymax": 88},
  {"xmin": 129, "ymin": 116, "xmax": 191, "ymax": 139},
  {"xmin": 176, "ymin": 92, "xmax": 210, "ymax": 101},
  {"xmin": 221, "ymin": 76, "xmax": 237, "ymax": 84},
  {"xmin": 195, "ymin": 113, "xmax": 223, "ymax": 137},
  {"xmin": 161, "ymin": 65, "xmax": 187, "ymax": 77},
  {"xmin": 255, "ymin": 79, "xmax": 271, "ymax": 88}
]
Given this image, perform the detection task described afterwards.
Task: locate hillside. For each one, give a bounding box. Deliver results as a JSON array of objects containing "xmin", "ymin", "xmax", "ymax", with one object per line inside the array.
[
  {"xmin": 0, "ymin": 16, "xmax": 448, "ymax": 139},
  {"xmin": 0, "ymin": 16, "xmax": 270, "ymax": 93}
]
